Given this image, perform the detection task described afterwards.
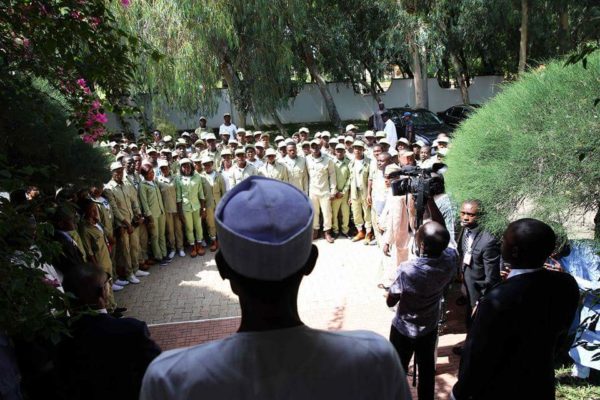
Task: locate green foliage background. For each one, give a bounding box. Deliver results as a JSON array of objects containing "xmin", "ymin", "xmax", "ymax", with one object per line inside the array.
[{"xmin": 445, "ymin": 53, "xmax": 600, "ymax": 236}]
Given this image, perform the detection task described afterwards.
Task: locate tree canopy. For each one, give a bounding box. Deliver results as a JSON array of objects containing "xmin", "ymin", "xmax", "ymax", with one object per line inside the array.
[{"xmin": 444, "ymin": 53, "xmax": 600, "ymax": 238}]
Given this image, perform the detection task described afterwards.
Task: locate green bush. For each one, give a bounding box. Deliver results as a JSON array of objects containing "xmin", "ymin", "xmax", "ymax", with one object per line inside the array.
[{"xmin": 445, "ymin": 54, "xmax": 600, "ymax": 237}]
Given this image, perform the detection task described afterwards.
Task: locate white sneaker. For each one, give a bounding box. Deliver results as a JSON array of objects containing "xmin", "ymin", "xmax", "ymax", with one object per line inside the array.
[
  {"xmin": 115, "ymin": 279, "xmax": 129, "ymax": 286},
  {"xmin": 168, "ymin": 250, "xmax": 176, "ymax": 260},
  {"xmin": 127, "ymin": 275, "xmax": 140, "ymax": 284},
  {"xmin": 112, "ymin": 283, "xmax": 124, "ymax": 292},
  {"xmin": 135, "ymin": 270, "xmax": 150, "ymax": 277},
  {"xmin": 178, "ymin": 249, "xmax": 185, "ymax": 257}
]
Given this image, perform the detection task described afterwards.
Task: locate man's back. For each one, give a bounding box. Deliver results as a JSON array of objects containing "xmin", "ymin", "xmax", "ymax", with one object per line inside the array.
[
  {"xmin": 141, "ymin": 326, "xmax": 410, "ymax": 400},
  {"xmin": 59, "ymin": 314, "xmax": 161, "ymax": 400},
  {"xmin": 453, "ymin": 268, "xmax": 579, "ymax": 400}
]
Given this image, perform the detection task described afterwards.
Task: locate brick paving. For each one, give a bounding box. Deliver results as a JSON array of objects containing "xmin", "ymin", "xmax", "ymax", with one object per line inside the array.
[{"xmin": 115, "ymin": 237, "xmax": 467, "ymax": 399}]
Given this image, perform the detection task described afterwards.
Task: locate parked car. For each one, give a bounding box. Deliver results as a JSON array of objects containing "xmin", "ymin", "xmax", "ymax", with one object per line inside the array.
[
  {"xmin": 388, "ymin": 107, "xmax": 451, "ymax": 145},
  {"xmin": 437, "ymin": 104, "xmax": 480, "ymax": 129}
]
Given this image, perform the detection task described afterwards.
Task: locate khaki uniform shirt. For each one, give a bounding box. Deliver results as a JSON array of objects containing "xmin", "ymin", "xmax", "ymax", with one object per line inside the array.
[
  {"xmin": 200, "ymin": 148, "xmax": 222, "ymax": 171},
  {"xmin": 92, "ymin": 197, "xmax": 114, "ymax": 238},
  {"xmin": 333, "ymin": 157, "xmax": 351, "ymax": 195},
  {"xmin": 232, "ymin": 163, "xmax": 258, "ymax": 186},
  {"xmin": 283, "ymin": 156, "xmax": 309, "ymax": 193},
  {"xmin": 157, "ymin": 175, "xmax": 178, "ymax": 213},
  {"xmin": 349, "ymin": 156, "xmax": 371, "ymax": 201},
  {"xmin": 176, "ymin": 172, "xmax": 205, "ymax": 212},
  {"xmin": 259, "ymin": 162, "xmax": 289, "ymax": 182},
  {"xmin": 306, "ymin": 153, "xmax": 337, "ymax": 197},
  {"xmin": 139, "ymin": 178, "xmax": 166, "ymax": 217},
  {"xmin": 79, "ymin": 221, "xmax": 112, "ymax": 275},
  {"xmin": 104, "ymin": 179, "xmax": 135, "ymax": 227},
  {"xmin": 200, "ymin": 171, "xmax": 226, "ymax": 209}
]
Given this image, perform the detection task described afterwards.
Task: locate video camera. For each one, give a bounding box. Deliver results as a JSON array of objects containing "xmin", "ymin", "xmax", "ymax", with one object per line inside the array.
[{"xmin": 387, "ymin": 163, "xmax": 447, "ymax": 228}]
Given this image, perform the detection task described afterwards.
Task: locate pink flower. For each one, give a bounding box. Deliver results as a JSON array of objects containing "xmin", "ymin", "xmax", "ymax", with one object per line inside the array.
[
  {"xmin": 84, "ymin": 119, "xmax": 95, "ymax": 128},
  {"xmin": 76, "ymin": 78, "xmax": 87, "ymax": 88},
  {"xmin": 95, "ymin": 113, "xmax": 108, "ymax": 124},
  {"xmin": 83, "ymin": 86, "xmax": 91, "ymax": 95},
  {"xmin": 91, "ymin": 100, "xmax": 101, "ymax": 109},
  {"xmin": 89, "ymin": 16, "xmax": 101, "ymax": 28},
  {"xmin": 82, "ymin": 134, "xmax": 95, "ymax": 144},
  {"xmin": 120, "ymin": 0, "xmax": 131, "ymax": 7}
]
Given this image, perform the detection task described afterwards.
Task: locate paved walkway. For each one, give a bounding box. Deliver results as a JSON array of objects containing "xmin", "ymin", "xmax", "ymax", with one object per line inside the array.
[{"xmin": 115, "ymin": 237, "xmax": 466, "ymax": 399}]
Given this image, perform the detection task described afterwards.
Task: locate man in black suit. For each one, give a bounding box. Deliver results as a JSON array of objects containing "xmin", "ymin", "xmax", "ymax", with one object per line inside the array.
[
  {"xmin": 51, "ymin": 205, "xmax": 85, "ymax": 276},
  {"xmin": 452, "ymin": 218, "xmax": 580, "ymax": 400},
  {"xmin": 457, "ymin": 200, "xmax": 501, "ymax": 322},
  {"xmin": 59, "ymin": 264, "xmax": 161, "ymax": 400}
]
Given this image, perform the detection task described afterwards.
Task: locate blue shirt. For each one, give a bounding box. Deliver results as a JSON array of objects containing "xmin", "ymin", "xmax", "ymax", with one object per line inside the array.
[{"xmin": 390, "ymin": 247, "xmax": 458, "ymax": 337}]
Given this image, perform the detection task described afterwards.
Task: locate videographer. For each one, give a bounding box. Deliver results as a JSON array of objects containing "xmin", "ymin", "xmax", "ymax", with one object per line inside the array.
[
  {"xmin": 386, "ymin": 221, "xmax": 458, "ymax": 400},
  {"xmin": 382, "ymin": 165, "xmax": 446, "ymax": 264}
]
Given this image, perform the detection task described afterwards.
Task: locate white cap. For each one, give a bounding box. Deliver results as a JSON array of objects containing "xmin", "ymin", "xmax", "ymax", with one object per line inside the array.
[
  {"xmin": 398, "ymin": 138, "xmax": 410, "ymax": 146},
  {"xmin": 344, "ymin": 135, "xmax": 354, "ymax": 143},
  {"xmin": 299, "ymin": 127, "xmax": 309, "ymax": 134},
  {"xmin": 364, "ymin": 130, "xmax": 375, "ymax": 138},
  {"xmin": 437, "ymin": 136, "xmax": 449, "ymax": 143},
  {"xmin": 379, "ymin": 138, "xmax": 390, "ymax": 146},
  {"xmin": 352, "ymin": 140, "xmax": 365, "ymax": 149},
  {"xmin": 215, "ymin": 176, "xmax": 314, "ymax": 281},
  {"xmin": 205, "ymin": 133, "xmax": 217, "ymax": 141},
  {"xmin": 320, "ymin": 131, "xmax": 331, "ymax": 138},
  {"xmin": 384, "ymin": 164, "xmax": 401, "ymax": 175},
  {"xmin": 234, "ymin": 148, "xmax": 245, "ymax": 155},
  {"xmin": 414, "ymin": 140, "xmax": 425, "ymax": 147},
  {"xmin": 345, "ymin": 124, "xmax": 358, "ymax": 132},
  {"xmin": 201, "ymin": 156, "xmax": 214, "ymax": 164},
  {"xmin": 236, "ymin": 128, "xmax": 246, "ymax": 134},
  {"xmin": 110, "ymin": 162, "xmax": 124, "ymax": 171},
  {"xmin": 265, "ymin": 148, "xmax": 277, "ymax": 156},
  {"xmin": 181, "ymin": 132, "xmax": 190, "ymax": 137},
  {"xmin": 163, "ymin": 135, "xmax": 173, "ymax": 142},
  {"xmin": 375, "ymin": 131, "xmax": 386, "ymax": 138},
  {"xmin": 229, "ymin": 139, "xmax": 239, "ymax": 145},
  {"xmin": 275, "ymin": 135, "xmax": 285, "ymax": 142},
  {"xmin": 335, "ymin": 143, "xmax": 346, "ymax": 151},
  {"xmin": 255, "ymin": 142, "xmax": 265, "ymax": 148},
  {"xmin": 147, "ymin": 147, "xmax": 158, "ymax": 154},
  {"xmin": 179, "ymin": 157, "xmax": 192, "ymax": 165},
  {"xmin": 157, "ymin": 159, "xmax": 169, "ymax": 168},
  {"xmin": 160, "ymin": 148, "xmax": 172, "ymax": 154},
  {"xmin": 277, "ymin": 141, "xmax": 287, "ymax": 148},
  {"xmin": 285, "ymin": 139, "xmax": 296, "ymax": 146}
]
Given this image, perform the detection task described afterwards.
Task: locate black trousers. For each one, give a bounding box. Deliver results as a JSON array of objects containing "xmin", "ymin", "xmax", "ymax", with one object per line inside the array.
[{"xmin": 389, "ymin": 325, "xmax": 437, "ymax": 400}]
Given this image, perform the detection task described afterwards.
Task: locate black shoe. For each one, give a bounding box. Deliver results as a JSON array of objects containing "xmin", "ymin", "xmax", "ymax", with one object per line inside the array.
[
  {"xmin": 111, "ymin": 311, "xmax": 124, "ymax": 318},
  {"xmin": 114, "ymin": 307, "xmax": 128, "ymax": 314},
  {"xmin": 332, "ymin": 231, "xmax": 339, "ymax": 239},
  {"xmin": 452, "ymin": 346, "xmax": 463, "ymax": 356},
  {"xmin": 160, "ymin": 258, "xmax": 169, "ymax": 266},
  {"xmin": 343, "ymin": 232, "xmax": 352, "ymax": 239}
]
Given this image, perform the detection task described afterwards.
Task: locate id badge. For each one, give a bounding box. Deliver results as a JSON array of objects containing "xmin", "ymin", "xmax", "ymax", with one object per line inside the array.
[{"xmin": 463, "ymin": 253, "xmax": 472, "ymax": 267}]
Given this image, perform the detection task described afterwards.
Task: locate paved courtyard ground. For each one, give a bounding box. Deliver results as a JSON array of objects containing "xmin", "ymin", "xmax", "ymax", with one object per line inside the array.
[{"xmin": 115, "ymin": 237, "xmax": 467, "ymax": 399}]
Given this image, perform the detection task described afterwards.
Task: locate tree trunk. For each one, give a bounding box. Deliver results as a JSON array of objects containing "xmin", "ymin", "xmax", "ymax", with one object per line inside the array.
[
  {"xmin": 302, "ymin": 44, "xmax": 342, "ymax": 128},
  {"xmin": 408, "ymin": 30, "xmax": 428, "ymax": 109},
  {"xmin": 450, "ymin": 51, "xmax": 470, "ymax": 104},
  {"xmin": 518, "ymin": 0, "xmax": 529, "ymax": 75},
  {"xmin": 558, "ymin": 6, "xmax": 570, "ymax": 54},
  {"xmin": 270, "ymin": 111, "xmax": 286, "ymax": 134},
  {"xmin": 220, "ymin": 62, "xmax": 246, "ymax": 128}
]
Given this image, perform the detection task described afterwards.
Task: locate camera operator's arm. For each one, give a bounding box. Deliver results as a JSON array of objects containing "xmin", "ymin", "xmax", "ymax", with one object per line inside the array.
[
  {"xmin": 386, "ymin": 270, "xmax": 403, "ymax": 307},
  {"xmin": 426, "ymin": 197, "xmax": 446, "ymax": 228}
]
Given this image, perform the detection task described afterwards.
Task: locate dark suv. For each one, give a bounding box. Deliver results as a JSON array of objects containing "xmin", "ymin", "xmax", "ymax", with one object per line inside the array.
[
  {"xmin": 388, "ymin": 107, "xmax": 451, "ymax": 145},
  {"xmin": 437, "ymin": 104, "xmax": 480, "ymax": 130}
]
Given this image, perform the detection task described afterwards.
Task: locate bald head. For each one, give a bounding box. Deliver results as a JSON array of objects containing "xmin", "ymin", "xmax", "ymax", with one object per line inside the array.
[
  {"xmin": 415, "ymin": 221, "xmax": 450, "ymax": 257},
  {"xmin": 501, "ymin": 218, "xmax": 556, "ymax": 269}
]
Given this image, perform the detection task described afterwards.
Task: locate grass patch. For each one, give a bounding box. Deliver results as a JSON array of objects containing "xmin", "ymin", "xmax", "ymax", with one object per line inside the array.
[{"xmin": 555, "ymin": 365, "xmax": 600, "ymax": 400}]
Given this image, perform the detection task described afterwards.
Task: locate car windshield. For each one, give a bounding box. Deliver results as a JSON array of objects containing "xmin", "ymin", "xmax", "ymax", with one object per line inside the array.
[{"xmin": 412, "ymin": 111, "xmax": 443, "ymax": 126}]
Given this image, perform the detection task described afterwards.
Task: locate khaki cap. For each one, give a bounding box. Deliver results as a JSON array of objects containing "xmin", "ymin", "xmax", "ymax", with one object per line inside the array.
[
  {"xmin": 110, "ymin": 161, "xmax": 124, "ymax": 171},
  {"xmin": 201, "ymin": 156, "xmax": 214, "ymax": 164},
  {"xmin": 375, "ymin": 131, "xmax": 386, "ymax": 138},
  {"xmin": 345, "ymin": 124, "xmax": 358, "ymax": 132},
  {"xmin": 157, "ymin": 159, "xmax": 169, "ymax": 168},
  {"xmin": 179, "ymin": 158, "xmax": 192, "ymax": 165},
  {"xmin": 265, "ymin": 148, "xmax": 277, "ymax": 156},
  {"xmin": 234, "ymin": 148, "xmax": 245, "ymax": 156},
  {"xmin": 352, "ymin": 140, "xmax": 365, "ymax": 149},
  {"xmin": 335, "ymin": 143, "xmax": 346, "ymax": 151},
  {"xmin": 299, "ymin": 127, "xmax": 309, "ymax": 134},
  {"xmin": 221, "ymin": 149, "xmax": 233, "ymax": 156},
  {"xmin": 384, "ymin": 164, "xmax": 401, "ymax": 175}
]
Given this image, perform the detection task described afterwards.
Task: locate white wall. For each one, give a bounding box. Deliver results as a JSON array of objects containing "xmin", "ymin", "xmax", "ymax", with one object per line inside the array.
[{"xmin": 107, "ymin": 75, "xmax": 503, "ymax": 133}]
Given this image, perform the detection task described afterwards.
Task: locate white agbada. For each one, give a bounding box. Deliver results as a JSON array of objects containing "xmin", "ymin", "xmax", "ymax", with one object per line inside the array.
[
  {"xmin": 141, "ymin": 325, "xmax": 411, "ymax": 400},
  {"xmin": 384, "ymin": 119, "xmax": 398, "ymax": 151}
]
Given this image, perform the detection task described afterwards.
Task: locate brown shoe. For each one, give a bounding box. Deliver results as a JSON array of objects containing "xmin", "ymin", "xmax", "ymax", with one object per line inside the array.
[
  {"xmin": 190, "ymin": 244, "xmax": 197, "ymax": 258},
  {"xmin": 313, "ymin": 229, "xmax": 319, "ymax": 240},
  {"xmin": 324, "ymin": 230, "xmax": 335, "ymax": 243},
  {"xmin": 209, "ymin": 240, "xmax": 218, "ymax": 252},
  {"xmin": 364, "ymin": 231, "xmax": 374, "ymax": 245},
  {"xmin": 352, "ymin": 230, "xmax": 366, "ymax": 242},
  {"xmin": 139, "ymin": 263, "xmax": 150, "ymax": 271},
  {"xmin": 145, "ymin": 259, "xmax": 156, "ymax": 266},
  {"xmin": 196, "ymin": 243, "xmax": 206, "ymax": 256}
]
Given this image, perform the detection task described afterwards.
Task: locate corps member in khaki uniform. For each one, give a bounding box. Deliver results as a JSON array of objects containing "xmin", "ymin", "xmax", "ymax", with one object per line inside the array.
[
  {"xmin": 157, "ymin": 160, "xmax": 185, "ymax": 257},
  {"xmin": 139, "ymin": 164, "xmax": 169, "ymax": 265},
  {"xmin": 199, "ymin": 133, "xmax": 222, "ymax": 171},
  {"xmin": 349, "ymin": 141, "xmax": 373, "ymax": 244},
  {"xmin": 200, "ymin": 156, "xmax": 226, "ymax": 251},
  {"xmin": 232, "ymin": 148, "xmax": 258, "ymax": 186},
  {"xmin": 78, "ymin": 199, "xmax": 117, "ymax": 311},
  {"xmin": 220, "ymin": 149, "xmax": 235, "ymax": 192},
  {"xmin": 259, "ymin": 148, "xmax": 289, "ymax": 182},
  {"xmin": 283, "ymin": 142, "xmax": 308, "ymax": 194},
  {"xmin": 331, "ymin": 144, "xmax": 351, "ymax": 238},
  {"xmin": 104, "ymin": 162, "xmax": 145, "ymax": 284},
  {"xmin": 176, "ymin": 158, "xmax": 207, "ymax": 257},
  {"xmin": 124, "ymin": 157, "xmax": 147, "ymax": 269},
  {"xmin": 306, "ymin": 139, "xmax": 337, "ymax": 243}
]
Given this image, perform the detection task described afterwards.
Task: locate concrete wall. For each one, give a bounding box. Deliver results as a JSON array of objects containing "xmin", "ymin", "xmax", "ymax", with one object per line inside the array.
[{"xmin": 107, "ymin": 75, "xmax": 503, "ymax": 133}]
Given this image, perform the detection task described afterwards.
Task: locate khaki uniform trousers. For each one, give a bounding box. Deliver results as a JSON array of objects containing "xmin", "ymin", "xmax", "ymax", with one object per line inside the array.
[
  {"xmin": 205, "ymin": 207, "xmax": 217, "ymax": 239},
  {"xmin": 165, "ymin": 212, "xmax": 184, "ymax": 251},
  {"xmin": 137, "ymin": 223, "xmax": 149, "ymax": 262},
  {"xmin": 183, "ymin": 210, "xmax": 203, "ymax": 245},
  {"xmin": 351, "ymin": 189, "xmax": 372, "ymax": 232},
  {"xmin": 310, "ymin": 194, "xmax": 333, "ymax": 231},
  {"xmin": 115, "ymin": 227, "xmax": 138, "ymax": 279},
  {"xmin": 331, "ymin": 192, "xmax": 350, "ymax": 234},
  {"xmin": 130, "ymin": 225, "xmax": 141, "ymax": 269},
  {"xmin": 148, "ymin": 214, "xmax": 167, "ymax": 260}
]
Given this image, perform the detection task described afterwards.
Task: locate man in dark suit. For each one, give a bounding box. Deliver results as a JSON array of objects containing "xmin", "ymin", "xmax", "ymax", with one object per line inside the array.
[
  {"xmin": 59, "ymin": 264, "xmax": 161, "ymax": 400},
  {"xmin": 452, "ymin": 218, "xmax": 580, "ymax": 400},
  {"xmin": 51, "ymin": 205, "xmax": 85, "ymax": 276},
  {"xmin": 457, "ymin": 200, "xmax": 501, "ymax": 321}
]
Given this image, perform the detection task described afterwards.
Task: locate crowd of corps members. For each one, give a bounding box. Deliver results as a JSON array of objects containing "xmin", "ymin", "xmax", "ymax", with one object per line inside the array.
[
  {"xmin": 12, "ymin": 113, "xmax": 581, "ymax": 400},
  {"xmin": 78, "ymin": 112, "xmax": 452, "ymax": 313}
]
